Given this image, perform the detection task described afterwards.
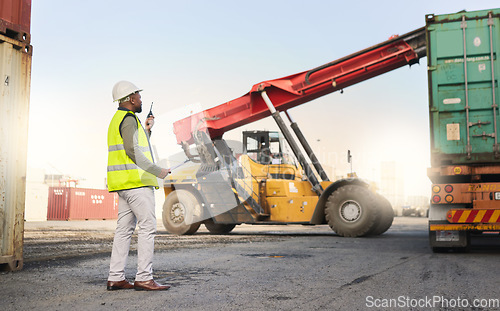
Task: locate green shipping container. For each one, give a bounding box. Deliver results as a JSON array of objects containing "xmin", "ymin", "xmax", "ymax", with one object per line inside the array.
[{"xmin": 427, "ymin": 8, "xmax": 500, "ymax": 166}]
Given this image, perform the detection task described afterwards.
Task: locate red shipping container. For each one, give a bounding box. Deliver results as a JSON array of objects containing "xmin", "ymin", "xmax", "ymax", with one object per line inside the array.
[
  {"xmin": 47, "ymin": 187, "xmax": 118, "ymax": 220},
  {"xmin": 0, "ymin": 0, "xmax": 31, "ymax": 41}
]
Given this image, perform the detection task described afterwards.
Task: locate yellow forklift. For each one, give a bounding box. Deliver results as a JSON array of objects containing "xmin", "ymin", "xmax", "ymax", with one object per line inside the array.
[{"xmin": 162, "ymin": 27, "xmax": 426, "ymax": 236}]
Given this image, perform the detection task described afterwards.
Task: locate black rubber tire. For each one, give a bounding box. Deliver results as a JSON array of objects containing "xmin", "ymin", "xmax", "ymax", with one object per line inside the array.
[
  {"xmin": 204, "ymin": 219, "xmax": 236, "ymax": 234},
  {"xmin": 368, "ymin": 194, "xmax": 394, "ymax": 236},
  {"xmin": 325, "ymin": 185, "xmax": 379, "ymax": 237},
  {"xmin": 162, "ymin": 190, "xmax": 201, "ymax": 235}
]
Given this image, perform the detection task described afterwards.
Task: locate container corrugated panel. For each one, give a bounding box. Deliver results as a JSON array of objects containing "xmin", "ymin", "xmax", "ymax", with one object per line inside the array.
[
  {"xmin": 427, "ymin": 8, "xmax": 500, "ymax": 166},
  {"xmin": 47, "ymin": 187, "xmax": 118, "ymax": 220},
  {"xmin": 46, "ymin": 187, "xmax": 70, "ymax": 220},
  {"xmin": 0, "ymin": 33, "xmax": 32, "ymax": 271},
  {"xmin": 68, "ymin": 188, "xmax": 118, "ymax": 220},
  {"xmin": 0, "ymin": 0, "xmax": 31, "ymax": 42}
]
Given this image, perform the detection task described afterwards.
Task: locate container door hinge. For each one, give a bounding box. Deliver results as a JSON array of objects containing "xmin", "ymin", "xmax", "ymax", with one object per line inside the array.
[
  {"xmin": 460, "ymin": 16, "xmax": 467, "ymax": 29},
  {"xmin": 466, "ymin": 145, "xmax": 472, "ymax": 159},
  {"xmin": 488, "ymin": 13, "xmax": 494, "ymax": 26},
  {"xmin": 494, "ymin": 144, "xmax": 500, "ymax": 158}
]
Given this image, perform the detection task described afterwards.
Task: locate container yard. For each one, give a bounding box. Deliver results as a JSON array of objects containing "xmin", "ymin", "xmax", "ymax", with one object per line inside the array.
[{"xmin": 1, "ymin": 1, "xmax": 500, "ymax": 310}]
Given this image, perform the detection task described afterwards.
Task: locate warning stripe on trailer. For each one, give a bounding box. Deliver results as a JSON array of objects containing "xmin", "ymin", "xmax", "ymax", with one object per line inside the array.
[{"xmin": 447, "ymin": 209, "xmax": 500, "ymax": 223}]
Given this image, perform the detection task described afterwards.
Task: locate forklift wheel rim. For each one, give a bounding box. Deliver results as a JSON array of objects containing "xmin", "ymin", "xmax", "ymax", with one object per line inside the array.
[
  {"xmin": 339, "ymin": 200, "xmax": 362, "ymax": 222},
  {"xmin": 171, "ymin": 202, "xmax": 186, "ymax": 224}
]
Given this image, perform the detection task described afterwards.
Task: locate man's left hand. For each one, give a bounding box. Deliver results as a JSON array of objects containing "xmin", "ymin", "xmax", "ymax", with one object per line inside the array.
[{"xmin": 146, "ymin": 116, "xmax": 155, "ymax": 132}]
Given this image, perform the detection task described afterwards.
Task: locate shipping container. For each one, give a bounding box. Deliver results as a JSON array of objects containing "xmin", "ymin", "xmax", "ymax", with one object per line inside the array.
[
  {"xmin": 427, "ymin": 8, "xmax": 500, "ymax": 166},
  {"xmin": 47, "ymin": 187, "xmax": 118, "ymax": 221},
  {"xmin": 0, "ymin": 0, "xmax": 31, "ymax": 43},
  {"xmin": 0, "ymin": 31, "xmax": 32, "ymax": 270}
]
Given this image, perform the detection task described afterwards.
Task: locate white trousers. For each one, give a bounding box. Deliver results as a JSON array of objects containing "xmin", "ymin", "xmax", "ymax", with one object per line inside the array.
[{"xmin": 108, "ymin": 187, "xmax": 157, "ymax": 282}]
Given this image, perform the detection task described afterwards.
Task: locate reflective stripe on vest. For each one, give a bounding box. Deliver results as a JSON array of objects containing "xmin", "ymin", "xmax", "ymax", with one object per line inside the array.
[
  {"xmin": 108, "ymin": 144, "xmax": 150, "ymax": 153},
  {"xmin": 107, "ymin": 110, "xmax": 158, "ymax": 191}
]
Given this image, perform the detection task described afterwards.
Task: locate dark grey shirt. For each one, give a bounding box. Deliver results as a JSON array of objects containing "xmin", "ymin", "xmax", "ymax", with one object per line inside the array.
[{"xmin": 119, "ymin": 108, "xmax": 163, "ymax": 177}]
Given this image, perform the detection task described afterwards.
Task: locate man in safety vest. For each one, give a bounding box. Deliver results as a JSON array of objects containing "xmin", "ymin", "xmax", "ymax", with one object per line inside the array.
[{"xmin": 106, "ymin": 81, "xmax": 170, "ymax": 291}]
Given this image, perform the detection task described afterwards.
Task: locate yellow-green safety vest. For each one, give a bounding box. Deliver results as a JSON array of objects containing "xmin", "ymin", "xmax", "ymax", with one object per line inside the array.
[{"xmin": 107, "ymin": 109, "xmax": 158, "ymax": 191}]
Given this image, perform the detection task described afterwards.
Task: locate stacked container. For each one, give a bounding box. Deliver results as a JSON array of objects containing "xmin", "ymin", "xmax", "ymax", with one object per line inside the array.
[
  {"xmin": 0, "ymin": 0, "xmax": 31, "ymax": 44},
  {"xmin": 0, "ymin": 0, "xmax": 32, "ymax": 271}
]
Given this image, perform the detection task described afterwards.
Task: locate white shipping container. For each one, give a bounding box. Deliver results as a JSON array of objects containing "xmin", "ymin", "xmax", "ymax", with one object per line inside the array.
[{"xmin": 0, "ymin": 33, "xmax": 32, "ymax": 271}]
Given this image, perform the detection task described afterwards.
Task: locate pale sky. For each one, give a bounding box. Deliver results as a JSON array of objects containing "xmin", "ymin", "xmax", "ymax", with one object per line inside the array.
[{"xmin": 26, "ymin": 0, "xmax": 500, "ymax": 197}]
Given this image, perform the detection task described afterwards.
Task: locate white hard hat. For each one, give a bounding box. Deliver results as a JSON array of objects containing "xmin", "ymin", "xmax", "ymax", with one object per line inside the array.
[{"xmin": 112, "ymin": 81, "xmax": 142, "ymax": 102}]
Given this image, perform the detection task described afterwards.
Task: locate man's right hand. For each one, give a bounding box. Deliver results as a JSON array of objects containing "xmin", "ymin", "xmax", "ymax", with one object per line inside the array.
[{"xmin": 159, "ymin": 168, "xmax": 171, "ymax": 179}]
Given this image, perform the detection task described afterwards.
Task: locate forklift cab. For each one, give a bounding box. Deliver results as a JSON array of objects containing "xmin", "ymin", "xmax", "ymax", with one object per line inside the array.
[{"xmin": 243, "ymin": 130, "xmax": 290, "ymax": 165}]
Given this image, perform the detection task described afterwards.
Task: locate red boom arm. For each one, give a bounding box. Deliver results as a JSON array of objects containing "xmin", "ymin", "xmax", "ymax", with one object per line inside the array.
[{"xmin": 173, "ymin": 27, "xmax": 426, "ymax": 144}]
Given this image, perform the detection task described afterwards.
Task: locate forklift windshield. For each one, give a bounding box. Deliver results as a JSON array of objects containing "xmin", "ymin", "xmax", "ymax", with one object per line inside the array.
[{"xmin": 243, "ymin": 131, "xmax": 294, "ymax": 165}]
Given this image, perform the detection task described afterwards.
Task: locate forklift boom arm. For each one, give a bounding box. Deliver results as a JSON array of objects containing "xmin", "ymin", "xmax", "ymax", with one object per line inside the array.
[{"xmin": 173, "ymin": 27, "xmax": 426, "ymax": 144}]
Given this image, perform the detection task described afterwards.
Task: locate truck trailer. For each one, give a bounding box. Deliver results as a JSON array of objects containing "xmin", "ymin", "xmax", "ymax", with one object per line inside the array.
[{"xmin": 426, "ymin": 9, "xmax": 500, "ymax": 251}]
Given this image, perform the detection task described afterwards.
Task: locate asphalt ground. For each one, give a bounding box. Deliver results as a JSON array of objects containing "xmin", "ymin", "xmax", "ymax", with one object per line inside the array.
[{"xmin": 1, "ymin": 217, "xmax": 500, "ymax": 311}]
